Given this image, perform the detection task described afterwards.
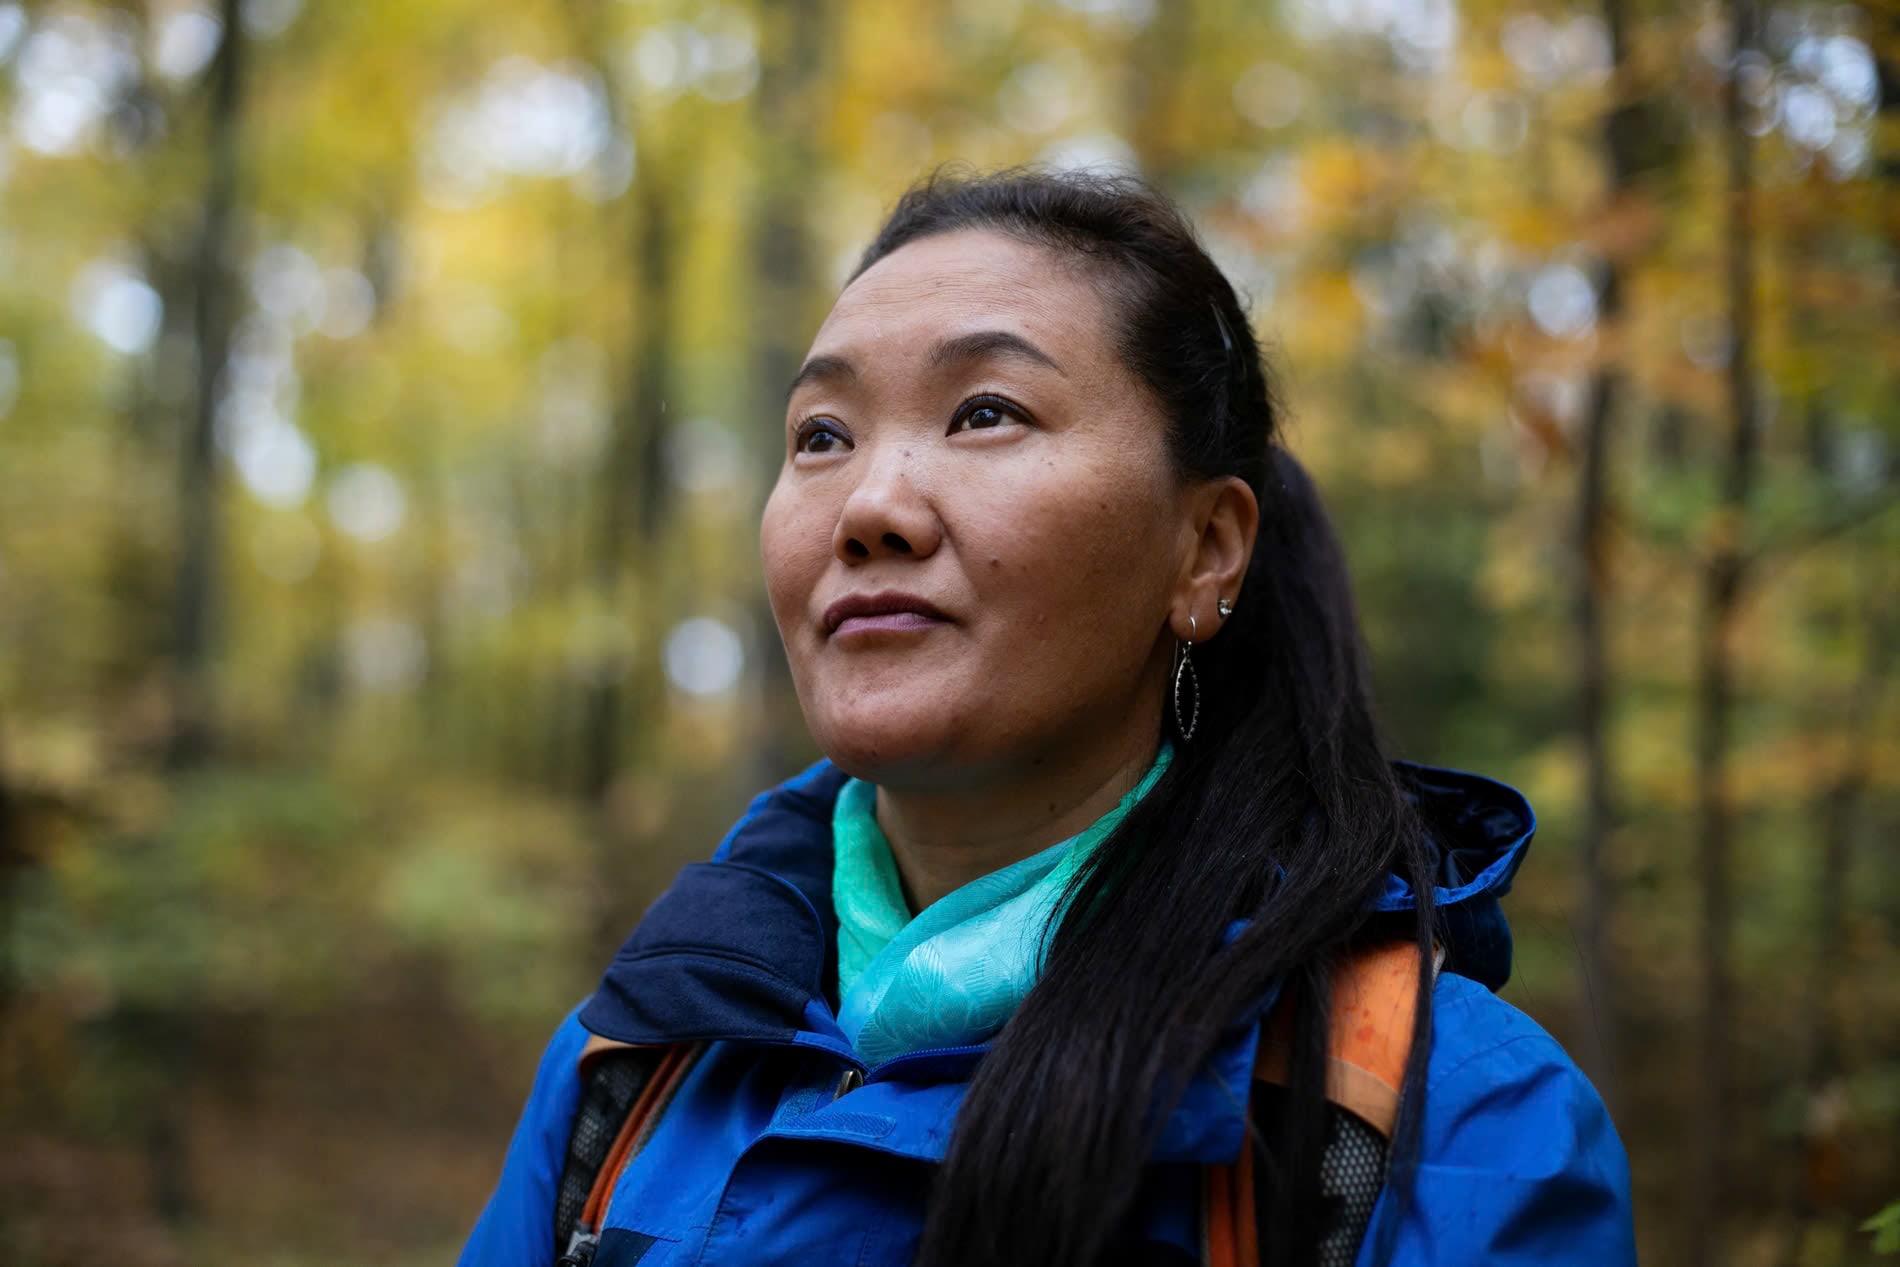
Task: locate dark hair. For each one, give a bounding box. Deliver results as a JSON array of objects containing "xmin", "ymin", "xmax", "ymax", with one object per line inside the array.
[{"xmin": 851, "ymin": 168, "xmax": 1438, "ymax": 1267}]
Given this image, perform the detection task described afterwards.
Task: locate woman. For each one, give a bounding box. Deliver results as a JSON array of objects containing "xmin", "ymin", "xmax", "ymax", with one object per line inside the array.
[{"xmin": 459, "ymin": 170, "xmax": 1635, "ymax": 1267}]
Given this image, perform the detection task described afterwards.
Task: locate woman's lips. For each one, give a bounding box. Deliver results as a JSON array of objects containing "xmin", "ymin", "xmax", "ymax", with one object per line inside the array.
[
  {"xmin": 823, "ymin": 592, "xmax": 951, "ymax": 639},
  {"xmin": 832, "ymin": 610, "xmax": 945, "ymax": 638}
]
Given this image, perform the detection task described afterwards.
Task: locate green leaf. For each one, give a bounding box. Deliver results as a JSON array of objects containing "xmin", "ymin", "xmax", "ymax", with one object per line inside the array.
[{"xmin": 1863, "ymin": 1201, "xmax": 1900, "ymax": 1255}]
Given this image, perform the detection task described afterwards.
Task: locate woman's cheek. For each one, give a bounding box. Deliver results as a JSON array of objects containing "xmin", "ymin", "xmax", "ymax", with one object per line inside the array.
[{"xmin": 761, "ymin": 514, "xmax": 827, "ymax": 622}]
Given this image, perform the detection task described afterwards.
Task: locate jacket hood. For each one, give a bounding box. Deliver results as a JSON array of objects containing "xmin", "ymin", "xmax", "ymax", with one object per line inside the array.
[
  {"xmin": 580, "ymin": 758, "xmax": 1535, "ymax": 1048},
  {"xmin": 1385, "ymin": 759, "xmax": 1536, "ymax": 990}
]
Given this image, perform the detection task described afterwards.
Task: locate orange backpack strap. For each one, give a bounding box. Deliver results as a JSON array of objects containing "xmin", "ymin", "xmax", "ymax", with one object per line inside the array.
[
  {"xmin": 555, "ymin": 1040, "xmax": 704, "ymax": 1267},
  {"xmin": 1253, "ymin": 941, "xmax": 1423, "ymax": 1137},
  {"xmin": 1201, "ymin": 1131, "xmax": 1260, "ymax": 1267},
  {"xmin": 578, "ymin": 1032, "xmax": 641, "ymax": 1070},
  {"xmin": 1201, "ymin": 941, "xmax": 1429, "ymax": 1267}
]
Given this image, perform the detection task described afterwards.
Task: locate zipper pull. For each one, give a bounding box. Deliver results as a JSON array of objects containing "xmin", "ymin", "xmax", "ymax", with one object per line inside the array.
[
  {"xmin": 556, "ymin": 1228, "xmax": 599, "ymax": 1266},
  {"xmin": 833, "ymin": 1067, "xmax": 864, "ymax": 1099}
]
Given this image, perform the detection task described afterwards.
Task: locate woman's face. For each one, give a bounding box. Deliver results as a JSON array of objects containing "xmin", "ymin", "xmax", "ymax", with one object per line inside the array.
[{"xmin": 760, "ymin": 229, "xmax": 1204, "ymax": 790}]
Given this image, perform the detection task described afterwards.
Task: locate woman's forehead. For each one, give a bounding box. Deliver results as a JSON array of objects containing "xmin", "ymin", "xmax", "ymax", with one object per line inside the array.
[{"xmin": 810, "ymin": 230, "xmax": 1112, "ymax": 366}]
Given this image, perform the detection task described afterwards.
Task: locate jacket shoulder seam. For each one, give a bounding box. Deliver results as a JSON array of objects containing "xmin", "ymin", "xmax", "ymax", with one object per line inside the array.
[{"xmin": 1425, "ymin": 1028, "xmax": 1575, "ymax": 1096}]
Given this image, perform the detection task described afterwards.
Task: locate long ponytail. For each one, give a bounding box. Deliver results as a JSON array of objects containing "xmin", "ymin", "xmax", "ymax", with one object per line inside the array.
[{"xmin": 852, "ymin": 170, "xmax": 1439, "ymax": 1267}]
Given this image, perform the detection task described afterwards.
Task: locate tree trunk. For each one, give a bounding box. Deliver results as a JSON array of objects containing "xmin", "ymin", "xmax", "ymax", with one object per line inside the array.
[
  {"xmin": 1779, "ymin": 14, "xmax": 1900, "ymax": 1251},
  {"xmin": 168, "ymin": 0, "xmax": 246, "ymax": 770},
  {"xmin": 1571, "ymin": 0, "xmax": 1638, "ymax": 1107},
  {"xmin": 1689, "ymin": 1, "xmax": 1762, "ymax": 1260},
  {"xmin": 0, "ymin": 730, "xmax": 17, "ymax": 1024},
  {"xmin": 563, "ymin": 0, "xmax": 678, "ymax": 812},
  {"xmin": 1779, "ymin": 575, "xmax": 1893, "ymax": 1263},
  {"xmin": 145, "ymin": 3, "xmax": 246, "ymax": 1220},
  {"xmin": 1121, "ymin": 0, "xmax": 1193, "ymax": 185},
  {"xmin": 748, "ymin": 0, "xmax": 833, "ymax": 789},
  {"xmin": 1877, "ymin": 5, "xmax": 1900, "ymax": 289}
]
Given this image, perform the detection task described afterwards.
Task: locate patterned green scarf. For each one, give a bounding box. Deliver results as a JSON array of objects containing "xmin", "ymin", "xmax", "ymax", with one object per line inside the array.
[{"xmin": 830, "ymin": 745, "xmax": 1172, "ymax": 1064}]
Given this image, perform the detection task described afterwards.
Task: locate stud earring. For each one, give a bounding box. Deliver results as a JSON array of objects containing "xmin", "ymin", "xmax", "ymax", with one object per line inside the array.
[
  {"xmin": 1173, "ymin": 614, "xmax": 1200, "ymax": 742},
  {"xmin": 1217, "ymin": 597, "xmax": 1235, "ymax": 619}
]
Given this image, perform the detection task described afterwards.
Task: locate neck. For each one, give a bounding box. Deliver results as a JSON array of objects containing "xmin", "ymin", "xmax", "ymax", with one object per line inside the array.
[{"xmin": 873, "ymin": 724, "xmax": 1162, "ymax": 912}]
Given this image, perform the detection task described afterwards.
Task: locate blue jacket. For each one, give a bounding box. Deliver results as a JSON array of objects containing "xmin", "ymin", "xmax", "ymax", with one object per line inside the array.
[{"xmin": 459, "ymin": 760, "xmax": 1635, "ymax": 1266}]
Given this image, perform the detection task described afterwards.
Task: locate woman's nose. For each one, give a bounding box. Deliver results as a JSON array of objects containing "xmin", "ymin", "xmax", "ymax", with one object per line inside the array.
[{"xmin": 832, "ymin": 449, "xmax": 942, "ymax": 563}]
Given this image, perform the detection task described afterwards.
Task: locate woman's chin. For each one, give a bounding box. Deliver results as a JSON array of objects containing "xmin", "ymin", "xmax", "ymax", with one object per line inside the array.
[
  {"xmin": 809, "ymin": 713, "xmax": 987, "ymax": 786},
  {"xmin": 796, "ymin": 672, "xmax": 989, "ymax": 779},
  {"xmin": 814, "ymin": 729, "xmax": 940, "ymax": 783}
]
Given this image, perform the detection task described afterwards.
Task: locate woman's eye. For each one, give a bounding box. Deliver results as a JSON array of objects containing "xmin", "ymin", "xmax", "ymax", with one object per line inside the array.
[
  {"xmin": 950, "ymin": 396, "xmax": 1021, "ymax": 433},
  {"xmin": 795, "ymin": 420, "xmax": 850, "ymax": 454}
]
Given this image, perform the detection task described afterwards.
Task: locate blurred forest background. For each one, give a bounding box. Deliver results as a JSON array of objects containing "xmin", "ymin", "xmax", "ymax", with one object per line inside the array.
[{"xmin": 0, "ymin": 0, "xmax": 1895, "ymax": 1262}]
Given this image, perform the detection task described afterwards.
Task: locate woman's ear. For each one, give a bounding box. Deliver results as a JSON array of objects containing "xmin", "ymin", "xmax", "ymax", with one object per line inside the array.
[{"xmin": 1170, "ymin": 475, "xmax": 1258, "ymax": 642}]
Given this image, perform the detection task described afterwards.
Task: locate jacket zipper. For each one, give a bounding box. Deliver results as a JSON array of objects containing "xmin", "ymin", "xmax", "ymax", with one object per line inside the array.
[
  {"xmin": 862, "ymin": 1043, "xmax": 988, "ymax": 1083},
  {"xmin": 827, "ymin": 1042, "xmax": 987, "ymax": 1097}
]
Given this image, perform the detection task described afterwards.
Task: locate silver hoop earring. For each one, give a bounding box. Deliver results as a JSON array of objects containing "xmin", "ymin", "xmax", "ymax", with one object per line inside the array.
[{"xmin": 1173, "ymin": 614, "xmax": 1200, "ymax": 742}]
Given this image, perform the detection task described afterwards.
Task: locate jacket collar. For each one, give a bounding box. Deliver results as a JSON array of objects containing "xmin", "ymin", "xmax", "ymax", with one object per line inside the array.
[
  {"xmin": 581, "ymin": 761, "xmax": 847, "ymax": 1048},
  {"xmin": 578, "ymin": 757, "xmax": 1536, "ymax": 1047}
]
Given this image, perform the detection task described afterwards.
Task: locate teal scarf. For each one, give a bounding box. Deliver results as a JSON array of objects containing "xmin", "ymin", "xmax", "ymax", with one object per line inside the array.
[{"xmin": 831, "ymin": 745, "xmax": 1172, "ymax": 1065}]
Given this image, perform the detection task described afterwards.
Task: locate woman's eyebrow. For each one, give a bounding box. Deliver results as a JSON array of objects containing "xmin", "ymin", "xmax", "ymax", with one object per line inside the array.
[
  {"xmin": 929, "ymin": 329, "xmax": 1066, "ymax": 377},
  {"xmin": 786, "ymin": 354, "xmax": 857, "ymax": 403},
  {"xmin": 786, "ymin": 330, "xmax": 1065, "ymax": 403}
]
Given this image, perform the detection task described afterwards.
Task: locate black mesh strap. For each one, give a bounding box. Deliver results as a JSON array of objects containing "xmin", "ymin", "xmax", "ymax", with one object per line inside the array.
[
  {"xmin": 1314, "ymin": 1106, "xmax": 1387, "ymax": 1267},
  {"xmin": 1246, "ymin": 1087, "xmax": 1390, "ymax": 1264},
  {"xmin": 554, "ymin": 1048, "xmax": 666, "ymax": 1256}
]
